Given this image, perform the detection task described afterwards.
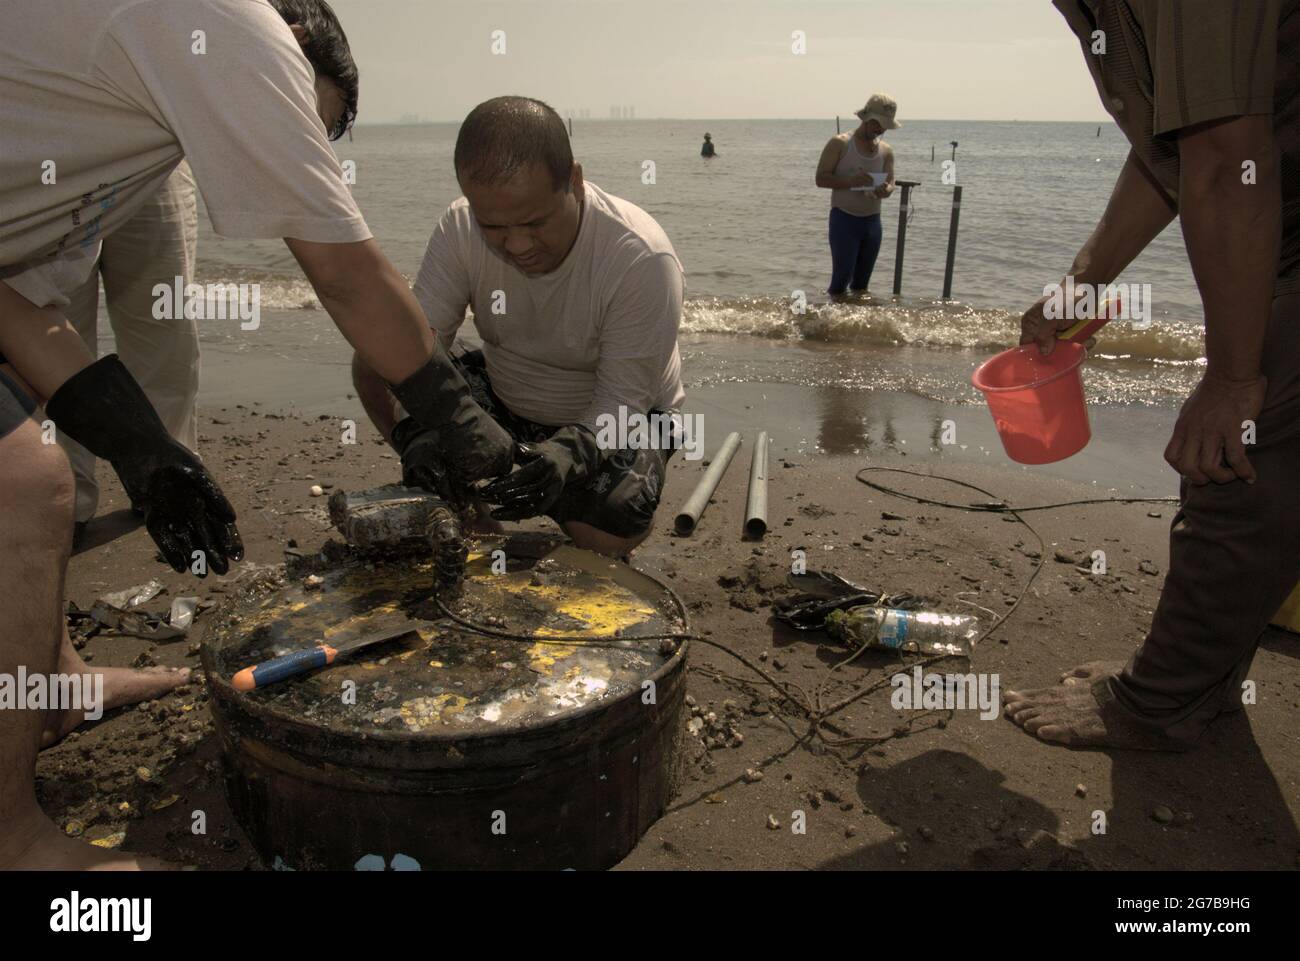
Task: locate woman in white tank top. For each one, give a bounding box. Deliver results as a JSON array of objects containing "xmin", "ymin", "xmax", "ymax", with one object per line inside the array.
[{"xmin": 815, "ymin": 94, "xmax": 900, "ymax": 296}]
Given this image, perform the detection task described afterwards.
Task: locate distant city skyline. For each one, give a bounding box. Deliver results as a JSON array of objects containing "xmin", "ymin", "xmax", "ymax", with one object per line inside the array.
[
  {"xmin": 376, "ymin": 114, "xmax": 1112, "ymax": 126},
  {"xmin": 329, "ymin": 0, "xmax": 1112, "ymax": 126}
]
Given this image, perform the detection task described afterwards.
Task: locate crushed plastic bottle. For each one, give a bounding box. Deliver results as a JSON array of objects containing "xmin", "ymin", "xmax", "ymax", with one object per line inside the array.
[{"xmin": 825, "ymin": 606, "xmax": 979, "ymax": 656}]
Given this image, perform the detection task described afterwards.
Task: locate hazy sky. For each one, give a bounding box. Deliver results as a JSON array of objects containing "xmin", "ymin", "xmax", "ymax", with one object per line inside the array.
[{"xmin": 328, "ymin": 0, "xmax": 1111, "ymax": 125}]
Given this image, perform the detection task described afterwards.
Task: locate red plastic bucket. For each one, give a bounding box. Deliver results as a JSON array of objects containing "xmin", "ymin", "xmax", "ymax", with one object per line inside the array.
[{"xmin": 972, "ymin": 342, "xmax": 1090, "ymax": 464}]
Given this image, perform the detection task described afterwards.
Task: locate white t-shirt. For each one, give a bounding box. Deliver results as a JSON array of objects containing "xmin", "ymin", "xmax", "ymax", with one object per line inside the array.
[
  {"xmin": 0, "ymin": 0, "xmax": 370, "ymax": 307},
  {"xmin": 414, "ymin": 182, "xmax": 686, "ymax": 429}
]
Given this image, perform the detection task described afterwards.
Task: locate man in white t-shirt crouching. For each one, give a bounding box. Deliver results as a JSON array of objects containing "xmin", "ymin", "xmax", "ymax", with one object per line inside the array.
[{"xmin": 353, "ymin": 96, "xmax": 688, "ymax": 557}]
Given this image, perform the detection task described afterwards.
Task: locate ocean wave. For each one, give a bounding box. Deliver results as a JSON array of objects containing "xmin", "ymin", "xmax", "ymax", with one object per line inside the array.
[
  {"xmin": 681, "ymin": 296, "xmax": 1205, "ymax": 363},
  {"xmin": 194, "ymin": 270, "xmax": 326, "ymax": 310},
  {"xmin": 194, "ymin": 272, "xmax": 1205, "ymax": 364}
]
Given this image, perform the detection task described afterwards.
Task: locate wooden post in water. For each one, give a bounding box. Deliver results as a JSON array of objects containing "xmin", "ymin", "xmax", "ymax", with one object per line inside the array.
[
  {"xmin": 568, "ymin": 116, "xmax": 573, "ymax": 137},
  {"xmin": 836, "ymin": 115, "xmax": 841, "ymax": 134},
  {"xmin": 892, "ymin": 180, "xmax": 920, "ymax": 297},
  {"xmin": 942, "ymin": 184, "xmax": 963, "ymax": 300},
  {"xmin": 931, "ymin": 144, "xmax": 935, "ymax": 162}
]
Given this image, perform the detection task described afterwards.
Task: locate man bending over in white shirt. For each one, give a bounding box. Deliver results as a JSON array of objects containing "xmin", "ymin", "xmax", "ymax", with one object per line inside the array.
[{"xmin": 0, "ymin": 0, "xmax": 513, "ymax": 869}]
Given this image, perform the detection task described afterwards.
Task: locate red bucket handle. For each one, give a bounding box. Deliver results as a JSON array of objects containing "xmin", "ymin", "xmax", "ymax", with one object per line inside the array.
[{"xmin": 1056, "ymin": 293, "xmax": 1122, "ymax": 344}]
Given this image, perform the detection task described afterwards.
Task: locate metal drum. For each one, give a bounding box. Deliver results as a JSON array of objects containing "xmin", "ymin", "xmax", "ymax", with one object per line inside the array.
[{"xmin": 201, "ymin": 535, "xmax": 688, "ymax": 870}]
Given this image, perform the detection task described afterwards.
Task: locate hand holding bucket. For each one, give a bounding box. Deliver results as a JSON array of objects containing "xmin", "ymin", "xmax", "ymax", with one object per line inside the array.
[{"xmin": 972, "ymin": 295, "xmax": 1121, "ymax": 464}]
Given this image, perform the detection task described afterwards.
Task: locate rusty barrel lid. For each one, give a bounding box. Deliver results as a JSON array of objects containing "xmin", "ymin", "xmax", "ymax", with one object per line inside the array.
[{"xmin": 201, "ymin": 535, "xmax": 689, "ymax": 773}]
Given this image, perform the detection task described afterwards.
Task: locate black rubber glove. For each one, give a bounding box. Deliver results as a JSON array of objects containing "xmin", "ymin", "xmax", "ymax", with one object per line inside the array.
[
  {"xmin": 391, "ymin": 416, "xmax": 460, "ymax": 505},
  {"xmin": 45, "ymin": 355, "xmax": 243, "ymax": 576},
  {"xmin": 479, "ymin": 425, "xmax": 607, "ymax": 520},
  {"xmin": 388, "ymin": 350, "xmax": 513, "ymax": 485}
]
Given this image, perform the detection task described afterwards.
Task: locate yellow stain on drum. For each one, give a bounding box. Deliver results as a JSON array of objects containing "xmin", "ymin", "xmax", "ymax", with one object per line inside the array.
[
  {"xmin": 556, "ymin": 596, "xmax": 656, "ymax": 634},
  {"xmin": 473, "ymin": 577, "xmax": 654, "ymax": 673},
  {"xmin": 532, "ymin": 585, "xmax": 652, "ymax": 636},
  {"xmin": 465, "ymin": 552, "xmax": 493, "ymax": 576},
  {"xmin": 399, "ymin": 693, "xmax": 470, "ymax": 731},
  {"xmin": 524, "ymin": 641, "xmax": 561, "ymax": 673}
]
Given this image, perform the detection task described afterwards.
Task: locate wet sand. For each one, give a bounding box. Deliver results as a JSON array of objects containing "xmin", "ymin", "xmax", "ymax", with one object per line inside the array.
[{"xmin": 41, "ymin": 340, "xmax": 1300, "ymax": 870}]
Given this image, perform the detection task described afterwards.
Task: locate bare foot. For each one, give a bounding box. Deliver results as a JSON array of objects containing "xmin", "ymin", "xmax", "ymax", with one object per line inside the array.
[
  {"xmin": 1003, "ymin": 666, "xmax": 1187, "ymax": 751},
  {"xmin": 5, "ymin": 812, "xmax": 176, "ymax": 870},
  {"xmin": 1058, "ymin": 660, "xmax": 1127, "ymax": 687},
  {"xmin": 42, "ymin": 664, "xmax": 191, "ymax": 749}
]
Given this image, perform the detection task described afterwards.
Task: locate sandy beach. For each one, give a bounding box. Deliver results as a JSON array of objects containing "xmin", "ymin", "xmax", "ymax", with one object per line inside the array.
[{"xmin": 40, "ymin": 339, "xmax": 1300, "ymax": 871}]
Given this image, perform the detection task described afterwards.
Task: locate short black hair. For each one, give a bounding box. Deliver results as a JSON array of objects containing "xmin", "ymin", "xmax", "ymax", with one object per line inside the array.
[
  {"xmin": 454, "ymin": 97, "xmax": 573, "ymax": 192},
  {"xmin": 267, "ymin": 0, "xmax": 358, "ymax": 140}
]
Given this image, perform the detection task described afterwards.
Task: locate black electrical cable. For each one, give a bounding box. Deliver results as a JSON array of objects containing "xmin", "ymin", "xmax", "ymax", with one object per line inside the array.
[
  {"xmin": 433, "ymin": 558, "xmax": 817, "ymax": 715},
  {"xmin": 855, "ymin": 465, "xmax": 1179, "ymax": 513},
  {"xmin": 436, "ymin": 466, "xmax": 1179, "ymax": 752}
]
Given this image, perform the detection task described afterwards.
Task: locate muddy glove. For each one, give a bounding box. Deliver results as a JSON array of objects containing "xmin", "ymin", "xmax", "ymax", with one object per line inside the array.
[
  {"xmin": 45, "ymin": 355, "xmax": 243, "ymax": 576},
  {"xmin": 388, "ymin": 351, "xmax": 513, "ymax": 485},
  {"xmin": 479, "ymin": 425, "xmax": 607, "ymax": 520},
  {"xmin": 391, "ymin": 416, "xmax": 460, "ymax": 505}
]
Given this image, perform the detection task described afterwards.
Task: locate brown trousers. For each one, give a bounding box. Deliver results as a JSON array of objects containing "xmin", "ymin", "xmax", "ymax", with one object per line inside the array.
[
  {"xmin": 1108, "ymin": 292, "xmax": 1300, "ymax": 742},
  {"xmin": 59, "ymin": 161, "xmax": 199, "ymax": 523}
]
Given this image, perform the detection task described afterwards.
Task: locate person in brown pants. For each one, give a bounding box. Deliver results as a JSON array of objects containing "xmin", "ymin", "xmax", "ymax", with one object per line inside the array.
[
  {"xmin": 1003, "ymin": 0, "xmax": 1300, "ymax": 749},
  {"xmin": 61, "ymin": 161, "xmax": 201, "ymax": 537}
]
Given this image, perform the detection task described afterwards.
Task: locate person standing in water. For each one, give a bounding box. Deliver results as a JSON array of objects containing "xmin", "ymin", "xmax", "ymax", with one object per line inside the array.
[
  {"xmin": 701, "ymin": 133, "xmax": 716, "ymax": 158},
  {"xmin": 815, "ymin": 94, "xmax": 899, "ymax": 296}
]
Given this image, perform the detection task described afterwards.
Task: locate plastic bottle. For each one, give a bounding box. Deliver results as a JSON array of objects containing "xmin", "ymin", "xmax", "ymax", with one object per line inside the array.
[{"xmin": 825, "ymin": 606, "xmax": 979, "ymax": 656}]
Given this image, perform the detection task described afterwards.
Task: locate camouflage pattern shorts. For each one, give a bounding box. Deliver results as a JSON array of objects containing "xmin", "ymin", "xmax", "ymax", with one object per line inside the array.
[
  {"xmin": 0, "ymin": 366, "xmax": 36, "ymax": 441},
  {"xmin": 452, "ymin": 347, "xmax": 679, "ymax": 539}
]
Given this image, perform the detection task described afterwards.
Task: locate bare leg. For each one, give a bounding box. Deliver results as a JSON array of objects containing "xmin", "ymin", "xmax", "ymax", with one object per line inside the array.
[
  {"xmin": 41, "ymin": 626, "xmax": 189, "ymax": 748},
  {"xmin": 0, "ymin": 418, "xmax": 169, "ymax": 868}
]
